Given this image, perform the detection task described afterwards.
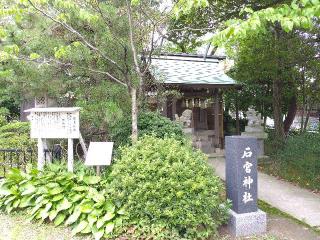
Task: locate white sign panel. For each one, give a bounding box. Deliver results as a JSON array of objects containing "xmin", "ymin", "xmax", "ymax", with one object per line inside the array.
[
  {"xmin": 85, "ymin": 142, "xmax": 113, "ymax": 166},
  {"xmin": 25, "ymin": 108, "xmax": 80, "ymax": 139}
]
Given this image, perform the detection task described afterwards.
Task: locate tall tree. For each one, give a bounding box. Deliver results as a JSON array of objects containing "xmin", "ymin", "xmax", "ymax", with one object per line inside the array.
[
  {"xmin": 0, "ymin": 0, "xmax": 169, "ymax": 141},
  {"xmin": 176, "ymin": 0, "xmax": 319, "ymax": 141}
]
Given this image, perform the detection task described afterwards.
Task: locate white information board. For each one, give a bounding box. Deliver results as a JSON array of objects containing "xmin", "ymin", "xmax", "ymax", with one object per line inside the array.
[
  {"xmin": 85, "ymin": 142, "xmax": 113, "ymax": 166},
  {"xmin": 25, "ymin": 107, "xmax": 80, "ymax": 139}
]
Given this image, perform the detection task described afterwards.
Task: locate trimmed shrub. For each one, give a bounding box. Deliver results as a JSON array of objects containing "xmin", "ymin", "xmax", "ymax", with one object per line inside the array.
[
  {"xmin": 0, "ymin": 164, "xmax": 124, "ymax": 240},
  {"xmin": 110, "ymin": 111, "xmax": 185, "ymax": 149},
  {"xmin": 109, "ymin": 136, "xmax": 229, "ymax": 239}
]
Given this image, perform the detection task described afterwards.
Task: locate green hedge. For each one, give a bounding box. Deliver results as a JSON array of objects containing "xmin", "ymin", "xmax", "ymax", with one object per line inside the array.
[
  {"xmin": 109, "ymin": 136, "xmax": 229, "ymax": 239},
  {"xmin": 110, "ymin": 111, "xmax": 185, "ymax": 149}
]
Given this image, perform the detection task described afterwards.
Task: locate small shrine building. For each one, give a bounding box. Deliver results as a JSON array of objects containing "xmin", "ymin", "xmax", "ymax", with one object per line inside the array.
[{"xmin": 151, "ymin": 53, "xmax": 237, "ymax": 151}]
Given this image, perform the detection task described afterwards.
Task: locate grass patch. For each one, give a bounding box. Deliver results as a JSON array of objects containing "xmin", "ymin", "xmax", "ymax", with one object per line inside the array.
[{"xmin": 261, "ymin": 132, "xmax": 320, "ymax": 192}]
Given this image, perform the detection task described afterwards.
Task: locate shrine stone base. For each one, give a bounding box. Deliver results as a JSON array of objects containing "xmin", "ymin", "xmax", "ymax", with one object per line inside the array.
[{"xmin": 227, "ymin": 209, "xmax": 267, "ymax": 237}]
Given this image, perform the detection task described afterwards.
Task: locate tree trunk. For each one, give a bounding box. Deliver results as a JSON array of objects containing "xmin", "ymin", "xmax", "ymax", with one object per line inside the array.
[
  {"xmin": 235, "ymin": 98, "xmax": 240, "ymax": 135},
  {"xmin": 272, "ymin": 24, "xmax": 285, "ymax": 142},
  {"xmin": 131, "ymin": 87, "xmax": 138, "ymax": 143},
  {"xmin": 283, "ymin": 95, "xmax": 297, "ymax": 135},
  {"xmin": 273, "ymin": 78, "xmax": 285, "ymax": 141}
]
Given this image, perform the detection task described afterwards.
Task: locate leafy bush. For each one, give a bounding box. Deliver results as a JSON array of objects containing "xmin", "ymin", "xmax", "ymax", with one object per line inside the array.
[
  {"xmin": 263, "ymin": 132, "xmax": 320, "ymax": 191},
  {"xmin": 109, "ymin": 136, "xmax": 229, "ymax": 239},
  {"xmin": 0, "ymin": 164, "xmax": 125, "ymax": 239},
  {"xmin": 0, "ymin": 121, "xmax": 35, "ymax": 150},
  {"xmin": 110, "ymin": 111, "xmax": 185, "ymax": 149}
]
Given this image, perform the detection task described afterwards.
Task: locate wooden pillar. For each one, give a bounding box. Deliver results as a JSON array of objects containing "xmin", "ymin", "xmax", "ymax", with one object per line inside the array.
[
  {"xmin": 220, "ymin": 95, "xmax": 224, "ymax": 147},
  {"xmin": 37, "ymin": 138, "xmax": 45, "ymax": 170},
  {"xmin": 68, "ymin": 138, "xmax": 74, "ymax": 172},
  {"xmin": 214, "ymin": 89, "xmax": 220, "ymax": 148},
  {"xmin": 172, "ymin": 98, "xmax": 177, "ymax": 120}
]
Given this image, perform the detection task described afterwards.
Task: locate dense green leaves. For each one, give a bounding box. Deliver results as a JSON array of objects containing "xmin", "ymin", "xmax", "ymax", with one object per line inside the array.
[
  {"xmin": 110, "ymin": 111, "xmax": 185, "ymax": 150},
  {"xmin": 109, "ymin": 136, "xmax": 230, "ymax": 239},
  {"xmin": 211, "ymin": 0, "xmax": 320, "ymax": 45}
]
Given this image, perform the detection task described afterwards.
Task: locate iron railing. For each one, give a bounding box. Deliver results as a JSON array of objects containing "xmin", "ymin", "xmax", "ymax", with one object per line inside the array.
[{"xmin": 0, "ymin": 146, "xmax": 64, "ymax": 178}]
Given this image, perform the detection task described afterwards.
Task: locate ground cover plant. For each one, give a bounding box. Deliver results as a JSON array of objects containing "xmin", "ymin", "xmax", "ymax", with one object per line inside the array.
[
  {"xmin": 0, "ymin": 164, "xmax": 125, "ymax": 240},
  {"xmin": 0, "ymin": 135, "xmax": 229, "ymax": 239},
  {"xmin": 109, "ymin": 136, "xmax": 229, "ymax": 239},
  {"xmin": 262, "ymin": 132, "xmax": 320, "ymax": 192}
]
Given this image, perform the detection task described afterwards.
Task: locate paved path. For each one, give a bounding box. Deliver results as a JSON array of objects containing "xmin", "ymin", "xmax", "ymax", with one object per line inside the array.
[{"xmin": 209, "ymin": 157, "xmax": 320, "ymax": 228}]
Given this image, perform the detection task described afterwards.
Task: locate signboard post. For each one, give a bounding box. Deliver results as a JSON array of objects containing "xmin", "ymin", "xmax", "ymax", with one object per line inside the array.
[
  {"xmin": 85, "ymin": 142, "xmax": 114, "ymax": 175},
  {"xmin": 225, "ymin": 136, "xmax": 267, "ymax": 237},
  {"xmin": 25, "ymin": 107, "xmax": 80, "ymax": 172}
]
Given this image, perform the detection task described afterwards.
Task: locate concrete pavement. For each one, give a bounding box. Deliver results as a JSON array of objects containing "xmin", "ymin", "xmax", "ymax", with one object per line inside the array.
[{"xmin": 209, "ymin": 157, "xmax": 320, "ymax": 228}]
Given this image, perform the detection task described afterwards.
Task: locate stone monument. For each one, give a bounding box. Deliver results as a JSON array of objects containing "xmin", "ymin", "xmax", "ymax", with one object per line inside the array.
[
  {"xmin": 242, "ymin": 108, "xmax": 268, "ymax": 159},
  {"xmin": 225, "ymin": 136, "xmax": 267, "ymax": 237},
  {"xmin": 175, "ymin": 109, "xmax": 193, "ymax": 134}
]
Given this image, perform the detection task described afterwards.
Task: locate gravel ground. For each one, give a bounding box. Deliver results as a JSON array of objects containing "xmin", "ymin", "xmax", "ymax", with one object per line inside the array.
[
  {"xmin": 0, "ymin": 212, "xmax": 92, "ymax": 240},
  {"xmin": 0, "ymin": 213, "xmax": 319, "ymax": 240}
]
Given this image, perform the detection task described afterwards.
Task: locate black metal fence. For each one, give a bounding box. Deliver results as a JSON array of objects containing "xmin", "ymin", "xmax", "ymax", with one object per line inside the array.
[{"xmin": 0, "ymin": 146, "xmax": 64, "ymax": 178}]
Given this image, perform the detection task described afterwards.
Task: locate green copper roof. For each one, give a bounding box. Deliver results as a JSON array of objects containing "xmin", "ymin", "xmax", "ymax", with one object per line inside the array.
[{"xmin": 151, "ymin": 55, "xmax": 236, "ymax": 85}]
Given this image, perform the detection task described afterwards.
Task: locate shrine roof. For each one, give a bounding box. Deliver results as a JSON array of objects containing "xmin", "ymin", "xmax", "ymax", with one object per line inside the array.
[{"xmin": 150, "ymin": 54, "xmax": 236, "ymax": 86}]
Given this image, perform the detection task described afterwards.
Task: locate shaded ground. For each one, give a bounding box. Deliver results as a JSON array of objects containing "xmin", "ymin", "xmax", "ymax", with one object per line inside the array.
[
  {"xmin": 219, "ymin": 215, "xmax": 320, "ymax": 240},
  {"xmin": 0, "ymin": 212, "xmax": 319, "ymax": 240}
]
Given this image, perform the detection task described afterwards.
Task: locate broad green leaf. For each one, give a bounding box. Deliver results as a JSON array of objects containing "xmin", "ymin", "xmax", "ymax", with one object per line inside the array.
[
  {"xmin": 21, "ymin": 184, "xmax": 36, "ymax": 196},
  {"xmin": 40, "ymin": 203, "xmax": 52, "ymax": 219},
  {"xmin": 56, "ymin": 198, "xmax": 72, "ymax": 212},
  {"xmin": 48, "ymin": 187, "xmax": 63, "ymax": 195},
  {"xmin": 117, "ymin": 208, "xmax": 125, "ymax": 215},
  {"xmin": 104, "ymin": 201, "xmax": 115, "ymax": 213},
  {"xmin": 92, "ymin": 193, "xmax": 104, "ymax": 203},
  {"xmin": 81, "ymin": 224, "xmax": 91, "ymax": 234},
  {"xmin": 83, "ymin": 176, "xmax": 100, "ymax": 185},
  {"xmin": 96, "ymin": 218, "xmax": 105, "ymax": 229},
  {"xmin": 70, "ymin": 193, "xmax": 83, "ymax": 202},
  {"xmin": 79, "ymin": 203, "xmax": 93, "ymax": 213},
  {"xmin": 52, "ymin": 194, "xmax": 64, "ymax": 202},
  {"xmin": 73, "ymin": 186, "xmax": 87, "ymax": 192},
  {"xmin": 103, "ymin": 212, "xmax": 115, "ymax": 222},
  {"xmin": 19, "ymin": 195, "xmax": 34, "ymax": 208},
  {"xmin": 104, "ymin": 222, "xmax": 114, "ymax": 234},
  {"xmin": 92, "ymin": 226, "xmax": 104, "ymax": 240},
  {"xmin": 65, "ymin": 211, "xmax": 81, "ymax": 225},
  {"xmin": 72, "ymin": 220, "xmax": 88, "ymax": 236},
  {"xmin": 12, "ymin": 199, "xmax": 20, "ymax": 208},
  {"xmin": 0, "ymin": 186, "xmax": 11, "ymax": 196},
  {"xmin": 49, "ymin": 209, "xmax": 59, "ymax": 221},
  {"xmin": 54, "ymin": 213, "xmax": 66, "ymax": 226},
  {"xmin": 88, "ymin": 214, "xmax": 97, "ymax": 227},
  {"xmin": 4, "ymin": 196, "xmax": 16, "ymax": 205},
  {"xmin": 5, "ymin": 203, "xmax": 13, "ymax": 213}
]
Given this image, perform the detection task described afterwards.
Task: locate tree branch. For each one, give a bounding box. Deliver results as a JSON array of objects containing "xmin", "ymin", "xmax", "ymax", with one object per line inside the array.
[
  {"xmin": 14, "ymin": 56, "xmax": 128, "ymax": 87},
  {"xmin": 126, "ymin": 0, "xmax": 142, "ymax": 81},
  {"xmin": 27, "ymin": 0, "xmax": 125, "ymax": 74}
]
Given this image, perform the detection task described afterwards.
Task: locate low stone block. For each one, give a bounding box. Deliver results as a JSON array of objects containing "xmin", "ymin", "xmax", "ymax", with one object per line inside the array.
[{"xmin": 228, "ymin": 209, "xmax": 267, "ymax": 237}]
